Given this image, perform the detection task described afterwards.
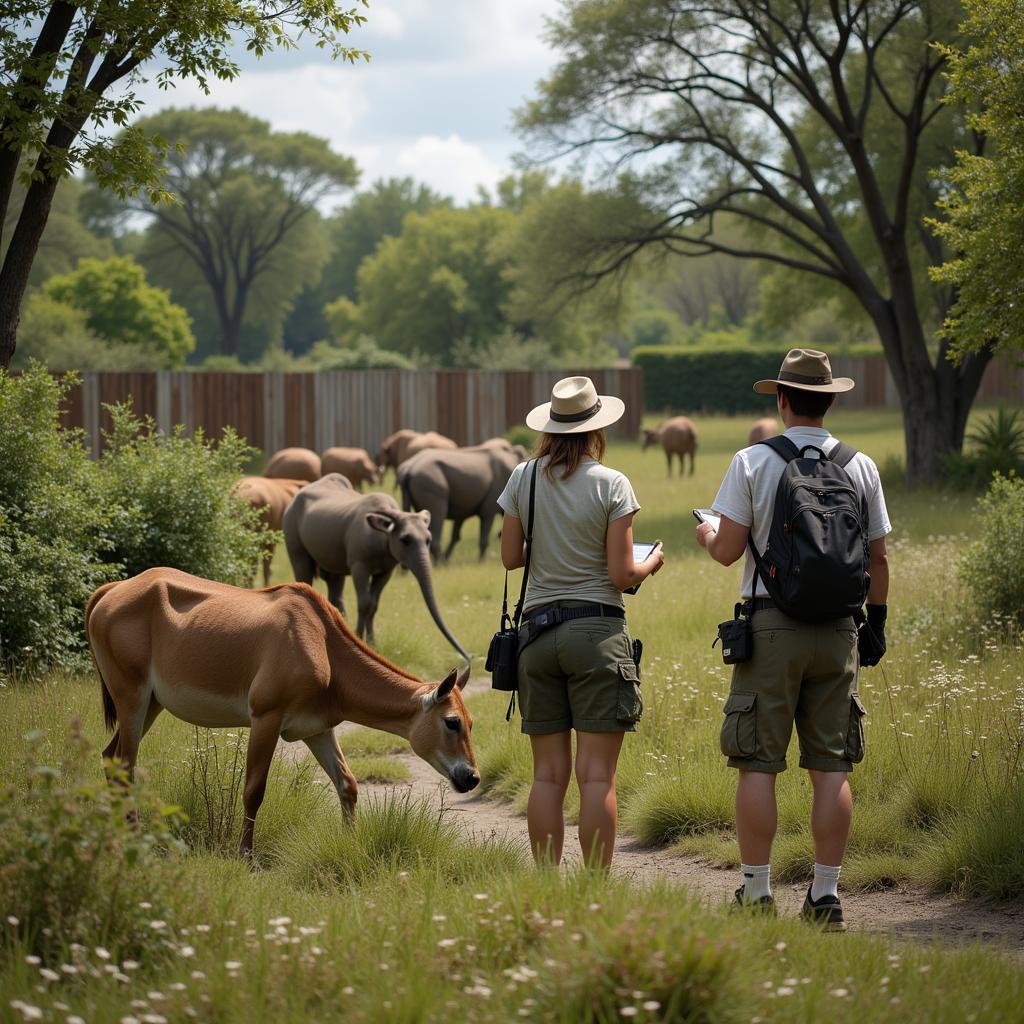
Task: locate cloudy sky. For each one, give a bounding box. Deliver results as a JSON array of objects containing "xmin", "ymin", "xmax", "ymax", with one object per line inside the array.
[{"xmin": 137, "ymin": 1, "xmax": 564, "ymax": 206}]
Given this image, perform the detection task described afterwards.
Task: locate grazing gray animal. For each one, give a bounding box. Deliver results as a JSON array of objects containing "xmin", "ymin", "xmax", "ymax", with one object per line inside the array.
[
  {"xmin": 321, "ymin": 446, "xmax": 380, "ymax": 489},
  {"xmin": 642, "ymin": 416, "xmax": 698, "ymax": 477},
  {"xmin": 283, "ymin": 474, "xmax": 468, "ymax": 660},
  {"xmin": 748, "ymin": 418, "xmax": 779, "ymax": 445},
  {"xmin": 398, "ymin": 444, "xmax": 524, "ymax": 562}
]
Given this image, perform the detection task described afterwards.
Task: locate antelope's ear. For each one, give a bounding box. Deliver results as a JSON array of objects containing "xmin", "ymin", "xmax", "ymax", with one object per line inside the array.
[
  {"xmin": 417, "ymin": 509, "xmax": 431, "ymax": 527},
  {"xmin": 456, "ymin": 663, "xmax": 471, "ymax": 690},
  {"xmin": 434, "ymin": 668, "xmax": 458, "ymax": 704},
  {"xmin": 367, "ymin": 512, "xmax": 396, "ymax": 534}
]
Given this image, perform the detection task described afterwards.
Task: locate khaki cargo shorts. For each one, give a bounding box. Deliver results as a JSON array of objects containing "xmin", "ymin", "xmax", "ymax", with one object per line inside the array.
[
  {"xmin": 517, "ymin": 602, "xmax": 642, "ymax": 735},
  {"xmin": 720, "ymin": 607, "xmax": 865, "ymax": 773}
]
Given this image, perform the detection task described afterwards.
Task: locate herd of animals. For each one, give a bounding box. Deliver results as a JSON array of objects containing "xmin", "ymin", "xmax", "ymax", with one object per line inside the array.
[
  {"xmin": 87, "ymin": 416, "xmax": 779, "ymax": 854},
  {"xmin": 233, "ymin": 417, "xmax": 780, "ymax": 659}
]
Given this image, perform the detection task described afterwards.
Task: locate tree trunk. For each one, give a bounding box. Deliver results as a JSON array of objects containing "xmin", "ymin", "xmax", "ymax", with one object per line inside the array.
[{"xmin": 0, "ymin": 168, "xmax": 61, "ymax": 369}]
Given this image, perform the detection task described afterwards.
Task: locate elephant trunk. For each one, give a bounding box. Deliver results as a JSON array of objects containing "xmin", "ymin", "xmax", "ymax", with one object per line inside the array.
[{"xmin": 408, "ymin": 550, "xmax": 469, "ymax": 662}]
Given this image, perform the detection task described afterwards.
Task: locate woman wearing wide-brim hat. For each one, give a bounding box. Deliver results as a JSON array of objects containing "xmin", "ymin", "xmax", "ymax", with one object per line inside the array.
[{"xmin": 497, "ymin": 376, "xmax": 665, "ymax": 867}]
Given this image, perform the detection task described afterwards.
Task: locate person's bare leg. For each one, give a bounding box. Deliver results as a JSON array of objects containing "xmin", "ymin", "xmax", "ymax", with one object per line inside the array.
[
  {"xmin": 527, "ymin": 732, "xmax": 572, "ymax": 865},
  {"xmin": 808, "ymin": 770, "xmax": 852, "ymax": 864},
  {"xmin": 735, "ymin": 770, "xmax": 778, "ymax": 864},
  {"xmin": 575, "ymin": 730, "xmax": 625, "ymax": 868}
]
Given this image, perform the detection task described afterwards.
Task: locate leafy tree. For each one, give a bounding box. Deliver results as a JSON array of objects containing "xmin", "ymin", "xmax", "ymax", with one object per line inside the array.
[
  {"xmin": 10, "ymin": 293, "xmax": 169, "ymax": 371},
  {"xmin": 114, "ymin": 107, "xmax": 357, "ymax": 358},
  {"xmin": 284, "ymin": 176, "xmax": 450, "ymax": 352},
  {"xmin": 0, "ymin": 1, "xmax": 368, "ymax": 370},
  {"xmin": 44, "ymin": 256, "xmax": 194, "ymax": 366},
  {"xmin": 2, "ymin": 174, "xmax": 113, "ymax": 288},
  {"xmin": 929, "ymin": 0, "xmax": 1024, "ymax": 362},
  {"xmin": 341, "ymin": 205, "xmax": 517, "ymax": 365},
  {"xmin": 520, "ymin": 0, "xmax": 985, "ymax": 483}
]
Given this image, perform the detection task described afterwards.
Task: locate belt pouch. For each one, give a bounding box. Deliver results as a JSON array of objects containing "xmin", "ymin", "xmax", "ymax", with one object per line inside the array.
[{"xmin": 714, "ymin": 603, "xmax": 753, "ymax": 665}]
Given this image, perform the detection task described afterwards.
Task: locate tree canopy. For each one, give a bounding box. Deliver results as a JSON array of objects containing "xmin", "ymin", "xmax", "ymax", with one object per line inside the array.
[
  {"xmin": 0, "ymin": 0, "xmax": 368, "ymax": 369},
  {"xmin": 121, "ymin": 107, "xmax": 358, "ymax": 358},
  {"xmin": 929, "ymin": 0, "xmax": 1024, "ymax": 362},
  {"xmin": 44, "ymin": 255, "xmax": 194, "ymax": 367},
  {"xmin": 519, "ymin": 0, "xmax": 986, "ymax": 482}
]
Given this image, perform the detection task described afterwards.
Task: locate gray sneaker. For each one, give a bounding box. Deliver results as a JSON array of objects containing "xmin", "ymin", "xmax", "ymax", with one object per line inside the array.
[
  {"xmin": 733, "ymin": 885, "xmax": 776, "ymax": 914},
  {"xmin": 800, "ymin": 887, "xmax": 847, "ymax": 932}
]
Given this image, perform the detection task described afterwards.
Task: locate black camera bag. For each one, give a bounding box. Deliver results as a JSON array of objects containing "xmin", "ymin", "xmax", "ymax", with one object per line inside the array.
[{"xmin": 485, "ymin": 460, "xmax": 538, "ymax": 693}]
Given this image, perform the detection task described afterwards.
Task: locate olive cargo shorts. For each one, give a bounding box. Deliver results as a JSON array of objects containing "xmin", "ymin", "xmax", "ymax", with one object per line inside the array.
[
  {"xmin": 517, "ymin": 604, "xmax": 642, "ymax": 735},
  {"xmin": 720, "ymin": 607, "xmax": 866, "ymax": 773}
]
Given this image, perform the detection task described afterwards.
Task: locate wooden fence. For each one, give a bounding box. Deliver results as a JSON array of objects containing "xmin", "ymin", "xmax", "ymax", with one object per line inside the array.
[{"xmin": 57, "ymin": 369, "xmax": 647, "ymax": 456}]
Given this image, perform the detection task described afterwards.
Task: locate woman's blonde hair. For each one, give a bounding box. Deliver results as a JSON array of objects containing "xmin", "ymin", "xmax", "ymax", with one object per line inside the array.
[{"xmin": 533, "ymin": 429, "xmax": 606, "ymax": 480}]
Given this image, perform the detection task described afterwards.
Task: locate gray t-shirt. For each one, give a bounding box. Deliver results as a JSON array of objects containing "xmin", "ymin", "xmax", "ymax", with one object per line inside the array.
[
  {"xmin": 498, "ymin": 456, "xmax": 640, "ymax": 614},
  {"xmin": 712, "ymin": 426, "xmax": 892, "ymax": 599}
]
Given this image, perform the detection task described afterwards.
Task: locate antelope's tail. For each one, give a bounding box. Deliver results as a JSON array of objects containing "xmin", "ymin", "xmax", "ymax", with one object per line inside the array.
[{"xmin": 84, "ymin": 581, "xmax": 121, "ymax": 732}]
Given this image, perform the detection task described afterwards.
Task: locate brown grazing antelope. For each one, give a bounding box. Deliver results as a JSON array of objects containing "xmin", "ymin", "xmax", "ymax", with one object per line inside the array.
[
  {"xmin": 233, "ymin": 476, "xmax": 307, "ymax": 586},
  {"xmin": 748, "ymin": 417, "xmax": 779, "ymax": 445},
  {"xmin": 320, "ymin": 446, "xmax": 381, "ymax": 489},
  {"xmin": 642, "ymin": 416, "xmax": 698, "ymax": 477},
  {"xmin": 86, "ymin": 568, "xmax": 478, "ymax": 857},
  {"xmin": 265, "ymin": 447, "xmax": 322, "ymax": 483}
]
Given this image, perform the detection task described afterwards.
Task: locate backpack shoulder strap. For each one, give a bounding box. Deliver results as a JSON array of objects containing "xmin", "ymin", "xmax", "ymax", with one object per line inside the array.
[
  {"xmin": 828, "ymin": 441, "xmax": 859, "ymax": 468},
  {"xmin": 756, "ymin": 435, "xmax": 800, "ymax": 462}
]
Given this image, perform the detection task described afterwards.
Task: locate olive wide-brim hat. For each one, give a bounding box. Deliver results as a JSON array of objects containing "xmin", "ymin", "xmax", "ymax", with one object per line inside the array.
[
  {"xmin": 525, "ymin": 375, "xmax": 626, "ymax": 434},
  {"xmin": 753, "ymin": 348, "xmax": 855, "ymax": 394}
]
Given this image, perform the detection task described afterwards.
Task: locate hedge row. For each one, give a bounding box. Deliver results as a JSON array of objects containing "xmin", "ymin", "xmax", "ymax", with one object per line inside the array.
[{"xmin": 632, "ymin": 344, "xmax": 883, "ymax": 414}]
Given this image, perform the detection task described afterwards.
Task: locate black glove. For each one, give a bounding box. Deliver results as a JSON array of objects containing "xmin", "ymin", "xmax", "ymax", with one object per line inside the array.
[{"xmin": 858, "ymin": 603, "xmax": 887, "ymax": 667}]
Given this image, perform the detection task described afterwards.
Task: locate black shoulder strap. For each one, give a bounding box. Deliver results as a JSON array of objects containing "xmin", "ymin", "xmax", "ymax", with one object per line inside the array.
[
  {"xmin": 828, "ymin": 441, "xmax": 858, "ymax": 468},
  {"xmin": 512, "ymin": 460, "xmax": 539, "ymax": 626},
  {"xmin": 757, "ymin": 435, "xmax": 800, "ymax": 462}
]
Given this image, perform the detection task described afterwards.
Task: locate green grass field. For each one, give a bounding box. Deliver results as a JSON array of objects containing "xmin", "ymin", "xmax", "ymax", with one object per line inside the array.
[{"xmin": 2, "ymin": 407, "xmax": 1023, "ymax": 1022}]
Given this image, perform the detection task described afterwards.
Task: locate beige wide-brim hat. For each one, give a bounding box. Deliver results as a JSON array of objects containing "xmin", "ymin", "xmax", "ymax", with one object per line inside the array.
[
  {"xmin": 525, "ymin": 375, "xmax": 625, "ymax": 434},
  {"xmin": 753, "ymin": 348, "xmax": 855, "ymax": 394}
]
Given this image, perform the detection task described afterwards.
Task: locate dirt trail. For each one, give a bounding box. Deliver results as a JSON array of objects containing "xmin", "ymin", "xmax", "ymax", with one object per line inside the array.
[{"xmin": 276, "ymin": 680, "xmax": 1024, "ymax": 958}]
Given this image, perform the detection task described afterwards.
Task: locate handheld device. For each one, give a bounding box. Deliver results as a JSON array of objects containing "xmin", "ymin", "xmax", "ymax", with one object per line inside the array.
[
  {"xmin": 692, "ymin": 508, "xmax": 721, "ymax": 532},
  {"xmin": 624, "ymin": 540, "xmax": 661, "ymax": 595}
]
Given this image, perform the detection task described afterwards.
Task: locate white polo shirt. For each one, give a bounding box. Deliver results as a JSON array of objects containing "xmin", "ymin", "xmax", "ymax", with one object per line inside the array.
[{"xmin": 712, "ymin": 426, "xmax": 892, "ymax": 599}]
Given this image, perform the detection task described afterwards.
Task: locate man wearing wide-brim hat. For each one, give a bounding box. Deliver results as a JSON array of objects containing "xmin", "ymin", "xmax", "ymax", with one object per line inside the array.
[{"xmin": 695, "ymin": 348, "xmax": 892, "ymax": 930}]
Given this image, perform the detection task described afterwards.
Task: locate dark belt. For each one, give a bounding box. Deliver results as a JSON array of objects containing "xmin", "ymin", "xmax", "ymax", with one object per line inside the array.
[
  {"xmin": 742, "ymin": 597, "xmax": 775, "ymax": 614},
  {"xmin": 522, "ymin": 602, "xmax": 624, "ymax": 636}
]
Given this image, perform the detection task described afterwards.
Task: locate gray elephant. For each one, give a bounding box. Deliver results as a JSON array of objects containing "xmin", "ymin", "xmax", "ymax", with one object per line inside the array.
[
  {"xmin": 398, "ymin": 445, "xmax": 524, "ymax": 562},
  {"xmin": 282, "ymin": 474, "xmax": 469, "ymax": 660}
]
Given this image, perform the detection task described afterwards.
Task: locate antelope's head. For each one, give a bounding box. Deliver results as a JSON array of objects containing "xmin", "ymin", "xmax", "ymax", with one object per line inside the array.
[
  {"xmin": 641, "ymin": 429, "xmax": 658, "ymax": 451},
  {"xmin": 409, "ymin": 665, "xmax": 478, "ymax": 793}
]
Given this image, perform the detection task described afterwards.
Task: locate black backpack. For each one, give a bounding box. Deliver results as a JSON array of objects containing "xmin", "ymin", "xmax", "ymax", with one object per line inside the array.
[{"xmin": 749, "ymin": 436, "xmax": 870, "ymax": 622}]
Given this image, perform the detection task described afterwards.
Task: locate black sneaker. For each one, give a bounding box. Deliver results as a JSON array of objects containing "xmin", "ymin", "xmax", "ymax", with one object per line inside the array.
[
  {"xmin": 733, "ymin": 885, "xmax": 776, "ymax": 914},
  {"xmin": 800, "ymin": 887, "xmax": 847, "ymax": 932}
]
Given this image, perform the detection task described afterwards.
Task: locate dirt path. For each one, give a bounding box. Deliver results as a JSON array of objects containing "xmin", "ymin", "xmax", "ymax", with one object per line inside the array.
[{"xmin": 276, "ymin": 682, "xmax": 1024, "ymax": 958}]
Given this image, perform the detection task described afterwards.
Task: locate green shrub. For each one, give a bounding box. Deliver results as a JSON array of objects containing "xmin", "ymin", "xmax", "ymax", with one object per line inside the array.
[
  {"xmin": 99, "ymin": 402, "xmax": 273, "ymax": 584},
  {"xmin": 632, "ymin": 343, "xmax": 882, "ymax": 413},
  {"xmin": 946, "ymin": 407, "xmax": 1024, "ymax": 488},
  {"xmin": 961, "ymin": 473, "xmax": 1024, "ymax": 624},
  {"xmin": 308, "ymin": 335, "xmax": 416, "ymax": 370},
  {"xmin": 503, "ymin": 423, "xmax": 535, "ymax": 450},
  {"xmin": 0, "ymin": 366, "xmax": 115, "ymax": 672},
  {"xmin": 0, "ymin": 722, "xmax": 183, "ymax": 962}
]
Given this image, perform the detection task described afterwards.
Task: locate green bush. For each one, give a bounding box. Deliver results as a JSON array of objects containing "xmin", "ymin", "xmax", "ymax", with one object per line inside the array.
[
  {"xmin": 0, "ymin": 366, "xmax": 115, "ymax": 672},
  {"xmin": 632, "ymin": 343, "xmax": 883, "ymax": 413},
  {"xmin": 503, "ymin": 423, "xmax": 535, "ymax": 450},
  {"xmin": 946, "ymin": 407, "xmax": 1024, "ymax": 488},
  {"xmin": 99, "ymin": 402, "xmax": 273, "ymax": 584},
  {"xmin": 0, "ymin": 722, "xmax": 183, "ymax": 962},
  {"xmin": 961, "ymin": 473, "xmax": 1024, "ymax": 625}
]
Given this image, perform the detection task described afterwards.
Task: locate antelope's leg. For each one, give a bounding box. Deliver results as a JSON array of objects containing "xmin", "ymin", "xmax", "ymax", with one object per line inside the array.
[
  {"xmin": 665, "ymin": 450, "xmax": 672, "ymax": 478},
  {"xmin": 689, "ymin": 448, "xmax": 696, "ymax": 476},
  {"xmin": 240, "ymin": 711, "xmax": 283, "ymax": 857},
  {"xmin": 303, "ymin": 729, "xmax": 358, "ymax": 820}
]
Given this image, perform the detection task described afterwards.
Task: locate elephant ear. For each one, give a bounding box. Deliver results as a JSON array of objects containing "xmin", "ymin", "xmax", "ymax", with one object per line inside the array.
[
  {"xmin": 367, "ymin": 512, "xmax": 396, "ymax": 534},
  {"xmin": 417, "ymin": 509, "xmax": 431, "ymax": 527}
]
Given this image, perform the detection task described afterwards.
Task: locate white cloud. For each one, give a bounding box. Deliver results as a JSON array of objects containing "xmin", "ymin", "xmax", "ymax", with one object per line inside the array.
[
  {"xmin": 366, "ymin": 4, "xmax": 405, "ymax": 40},
  {"xmin": 396, "ymin": 134, "xmax": 504, "ymax": 201}
]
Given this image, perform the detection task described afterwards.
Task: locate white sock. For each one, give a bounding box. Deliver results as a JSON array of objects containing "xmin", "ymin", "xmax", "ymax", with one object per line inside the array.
[
  {"xmin": 811, "ymin": 862, "xmax": 842, "ymax": 902},
  {"xmin": 740, "ymin": 863, "xmax": 771, "ymax": 902}
]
